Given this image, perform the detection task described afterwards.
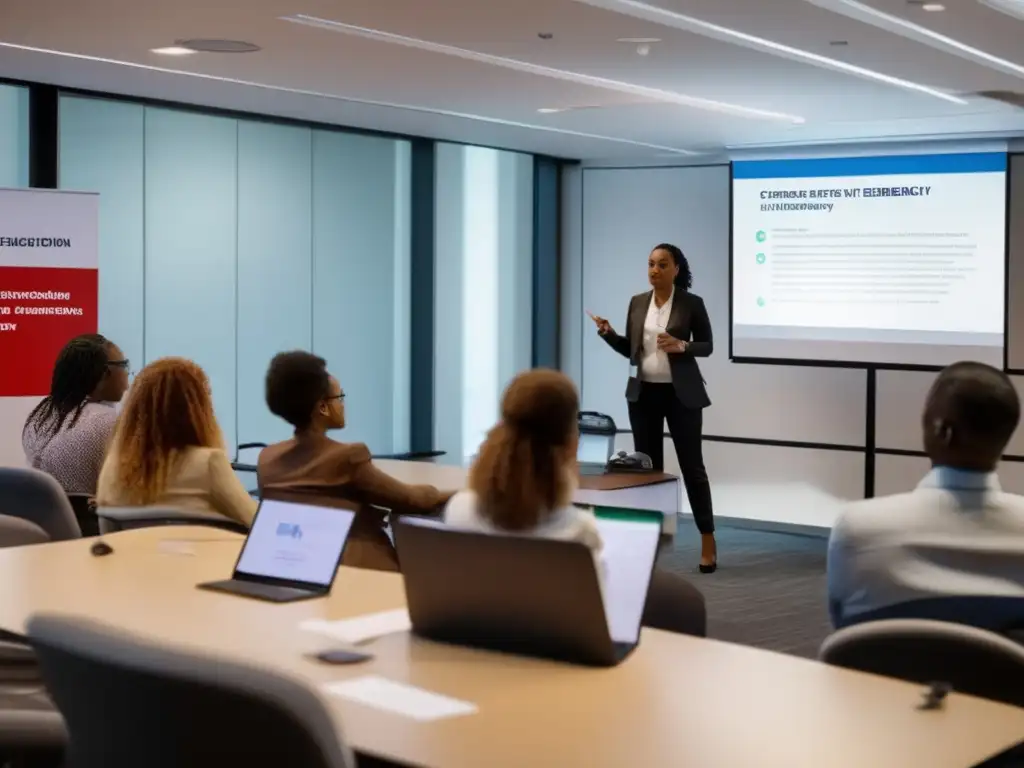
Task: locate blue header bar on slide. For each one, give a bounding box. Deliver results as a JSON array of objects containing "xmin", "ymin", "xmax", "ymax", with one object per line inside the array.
[{"xmin": 732, "ymin": 152, "xmax": 1006, "ymax": 180}]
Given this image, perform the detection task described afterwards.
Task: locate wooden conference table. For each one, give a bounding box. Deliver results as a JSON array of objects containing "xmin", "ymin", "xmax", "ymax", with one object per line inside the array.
[
  {"xmin": 374, "ymin": 459, "xmax": 683, "ymax": 536},
  {"xmin": 0, "ymin": 527, "xmax": 1022, "ymax": 768}
]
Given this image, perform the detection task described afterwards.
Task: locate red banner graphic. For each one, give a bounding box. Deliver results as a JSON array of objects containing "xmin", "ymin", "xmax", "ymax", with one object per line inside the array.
[{"xmin": 0, "ymin": 266, "xmax": 99, "ymax": 397}]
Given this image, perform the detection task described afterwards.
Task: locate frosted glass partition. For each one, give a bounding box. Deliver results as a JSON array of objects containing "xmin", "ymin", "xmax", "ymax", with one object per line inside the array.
[
  {"xmin": 144, "ymin": 108, "xmax": 240, "ymax": 447},
  {"xmin": 237, "ymin": 121, "xmax": 313, "ymax": 447},
  {"xmin": 434, "ymin": 144, "xmax": 534, "ymax": 461},
  {"xmin": 312, "ymin": 131, "xmax": 411, "ymax": 452},
  {"xmin": 58, "ymin": 97, "xmax": 145, "ymax": 370},
  {"xmin": 58, "ymin": 95, "xmax": 412, "ymax": 455},
  {"xmin": 0, "ymin": 84, "xmax": 29, "ymax": 188}
]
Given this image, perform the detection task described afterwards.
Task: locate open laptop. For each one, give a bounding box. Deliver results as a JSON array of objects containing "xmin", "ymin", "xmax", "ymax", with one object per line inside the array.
[
  {"xmin": 198, "ymin": 497, "xmax": 356, "ymax": 603},
  {"xmin": 577, "ymin": 412, "xmax": 616, "ymax": 476},
  {"xmin": 393, "ymin": 510, "xmax": 661, "ymax": 667},
  {"xmin": 578, "ymin": 432, "xmax": 615, "ymax": 476}
]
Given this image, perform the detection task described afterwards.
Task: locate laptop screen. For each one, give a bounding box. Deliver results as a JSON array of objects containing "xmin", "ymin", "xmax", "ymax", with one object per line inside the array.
[
  {"xmin": 594, "ymin": 512, "xmax": 662, "ymax": 644},
  {"xmin": 234, "ymin": 499, "xmax": 356, "ymax": 587},
  {"xmin": 578, "ymin": 433, "xmax": 613, "ymax": 465}
]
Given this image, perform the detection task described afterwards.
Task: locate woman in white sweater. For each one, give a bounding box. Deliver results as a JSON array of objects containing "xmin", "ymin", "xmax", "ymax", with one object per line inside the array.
[{"xmin": 445, "ymin": 369, "xmax": 603, "ymax": 572}]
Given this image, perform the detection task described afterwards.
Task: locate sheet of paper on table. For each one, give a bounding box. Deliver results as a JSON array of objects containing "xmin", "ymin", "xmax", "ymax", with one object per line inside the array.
[
  {"xmin": 300, "ymin": 609, "xmax": 411, "ymax": 644},
  {"xmin": 324, "ymin": 675, "xmax": 478, "ymax": 721}
]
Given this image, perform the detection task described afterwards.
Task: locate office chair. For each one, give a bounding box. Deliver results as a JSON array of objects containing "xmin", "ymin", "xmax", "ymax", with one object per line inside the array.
[
  {"xmin": 641, "ymin": 569, "xmax": 707, "ymax": 638},
  {"xmin": 27, "ymin": 614, "xmax": 354, "ymax": 768},
  {"xmin": 97, "ymin": 506, "xmax": 248, "ymax": 536},
  {"xmin": 834, "ymin": 595, "xmax": 1024, "ymax": 634},
  {"xmin": 820, "ymin": 619, "xmax": 1024, "ymax": 708},
  {"xmin": 0, "ymin": 468, "xmax": 81, "ymax": 542},
  {"xmin": 66, "ymin": 494, "xmax": 100, "ymax": 537},
  {"xmin": 0, "ymin": 515, "xmax": 49, "ymax": 683},
  {"xmin": 0, "ymin": 518, "xmax": 67, "ymax": 765},
  {"xmin": 231, "ymin": 442, "xmax": 267, "ymax": 473},
  {"xmin": 371, "ymin": 450, "xmax": 447, "ymax": 462}
]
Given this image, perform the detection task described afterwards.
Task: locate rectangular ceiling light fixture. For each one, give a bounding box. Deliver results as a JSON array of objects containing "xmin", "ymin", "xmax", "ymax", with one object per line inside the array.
[
  {"xmin": 0, "ymin": 40, "xmax": 700, "ymax": 155},
  {"xmin": 571, "ymin": 0, "xmax": 968, "ymax": 104},
  {"xmin": 281, "ymin": 14, "xmax": 805, "ymax": 123},
  {"xmin": 978, "ymin": 0, "xmax": 1024, "ymax": 21},
  {"xmin": 805, "ymin": 0, "xmax": 1024, "ymax": 80}
]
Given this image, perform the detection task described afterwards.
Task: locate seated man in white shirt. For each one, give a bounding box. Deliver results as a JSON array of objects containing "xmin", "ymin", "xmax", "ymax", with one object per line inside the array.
[{"xmin": 827, "ymin": 361, "xmax": 1024, "ymax": 629}]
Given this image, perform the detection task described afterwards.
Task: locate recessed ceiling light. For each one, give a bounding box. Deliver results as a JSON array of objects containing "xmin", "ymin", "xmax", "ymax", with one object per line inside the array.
[
  {"xmin": 537, "ymin": 107, "xmax": 563, "ymax": 113},
  {"xmin": 150, "ymin": 46, "xmax": 195, "ymax": 56},
  {"xmin": 921, "ymin": 3, "xmax": 946, "ymax": 10},
  {"xmin": 616, "ymin": 37, "xmax": 661, "ymax": 43}
]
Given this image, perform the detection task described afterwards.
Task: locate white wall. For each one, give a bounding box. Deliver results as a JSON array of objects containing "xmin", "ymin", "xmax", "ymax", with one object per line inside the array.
[{"xmin": 562, "ymin": 164, "xmax": 917, "ymax": 530}]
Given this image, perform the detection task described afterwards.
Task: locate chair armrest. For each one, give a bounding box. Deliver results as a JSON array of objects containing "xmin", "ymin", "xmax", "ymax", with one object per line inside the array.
[
  {"xmin": 371, "ymin": 450, "xmax": 447, "ymax": 462},
  {"xmin": 96, "ymin": 506, "xmax": 249, "ymax": 535}
]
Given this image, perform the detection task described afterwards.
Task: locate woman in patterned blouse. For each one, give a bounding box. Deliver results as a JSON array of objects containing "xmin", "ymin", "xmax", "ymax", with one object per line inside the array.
[{"xmin": 22, "ymin": 334, "xmax": 130, "ymax": 495}]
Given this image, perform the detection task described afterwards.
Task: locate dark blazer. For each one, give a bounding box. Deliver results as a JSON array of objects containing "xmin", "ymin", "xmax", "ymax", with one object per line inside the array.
[
  {"xmin": 257, "ymin": 433, "xmax": 450, "ymax": 572},
  {"xmin": 602, "ymin": 290, "xmax": 712, "ymax": 409}
]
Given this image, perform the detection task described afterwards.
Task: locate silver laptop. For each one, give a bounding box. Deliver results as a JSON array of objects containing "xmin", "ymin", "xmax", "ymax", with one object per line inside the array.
[
  {"xmin": 394, "ymin": 510, "xmax": 662, "ymax": 667},
  {"xmin": 578, "ymin": 432, "xmax": 615, "ymax": 476},
  {"xmin": 199, "ymin": 498, "xmax": 356, "ymax": 603}
]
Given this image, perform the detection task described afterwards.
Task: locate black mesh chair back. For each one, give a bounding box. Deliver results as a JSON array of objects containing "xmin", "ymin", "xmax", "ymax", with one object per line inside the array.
[
  {"xmin": 820, "ymin": 619, "xmax": 1024, "ymax": 708},
  {"xmin": 28, "ymin": 614, "xmax": 354, "ymax": 768}
]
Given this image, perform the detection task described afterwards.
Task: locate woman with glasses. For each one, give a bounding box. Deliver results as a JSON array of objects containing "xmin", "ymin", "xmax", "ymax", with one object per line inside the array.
[
  {"xmin": 22, "ymin": 333, "xmax": 130, "ymax": 496},
  {"xmin": 258, "ymin": 350, "xmax": 450, "ymax": 572},
  {"xmin": 97, "ymin": 357, "xmax": 257, "ymax": 526}
]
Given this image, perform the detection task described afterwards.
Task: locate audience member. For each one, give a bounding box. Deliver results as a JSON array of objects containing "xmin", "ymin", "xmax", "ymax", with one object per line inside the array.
[
  {"xmin": 828, "ymin": 361, "xmax": 1024, "ymax": 629},
  {"xmin": 258, "ymin": 351, "xmax": 449, "ymax": 572},
  {"xmin": 22, "ymin": 334, "xmax": 129, "ymax": 495},
  {"xmin": 445, "ymin": 369, "xmax": 604, "ymax": 574},
  {"xmin": 97, "ymin": 357, "xmax": 256, "ymax": 526}
]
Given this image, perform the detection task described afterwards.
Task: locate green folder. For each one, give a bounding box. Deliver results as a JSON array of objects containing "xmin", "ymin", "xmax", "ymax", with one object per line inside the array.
[{"xmin": 592, "ymin": 506, "xmax": 662, "ymax": 527}]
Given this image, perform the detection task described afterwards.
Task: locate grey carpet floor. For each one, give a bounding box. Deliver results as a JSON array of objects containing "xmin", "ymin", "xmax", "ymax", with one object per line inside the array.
[{"xmin": 659, "ymin": 522, "xmax": 832, "ymax": 659}]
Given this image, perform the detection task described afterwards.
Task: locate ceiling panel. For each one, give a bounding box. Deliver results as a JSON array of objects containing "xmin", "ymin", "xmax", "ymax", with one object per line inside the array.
[{"xmin": 0, "ymin": 0, "xmax": 1023, "ymax": 158}]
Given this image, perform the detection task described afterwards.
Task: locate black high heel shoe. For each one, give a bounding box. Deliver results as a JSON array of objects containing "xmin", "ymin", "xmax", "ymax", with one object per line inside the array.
[{"xmin": 699, "ymin": 534, "xmax": 717, "ymax": 574}]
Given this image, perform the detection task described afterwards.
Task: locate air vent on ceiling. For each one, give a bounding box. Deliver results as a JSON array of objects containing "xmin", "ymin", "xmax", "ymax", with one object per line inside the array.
[
  {"xmin": 177, "ymin": 39, "xmax": 261, "ymax": 53},
  {"xmin": 975, "ymin": 90, "xmax": 1024, "ymax": 109}
]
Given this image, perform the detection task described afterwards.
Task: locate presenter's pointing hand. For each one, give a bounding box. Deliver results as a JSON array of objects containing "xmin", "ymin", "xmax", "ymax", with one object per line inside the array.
[{"xmin": 587, "ymin": 310, "xmax": 613, "ymax": 336}]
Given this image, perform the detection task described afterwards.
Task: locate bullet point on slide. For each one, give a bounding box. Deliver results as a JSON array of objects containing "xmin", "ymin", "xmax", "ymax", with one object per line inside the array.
[
  {"xmin": 756, "ymin": 230, "xmax": 767, "ymax": 243},
  {"xmin": 757, "ymin": 297, "xmax": 765, "ymax": 307},
  {"xmin": 756, "ymin": 253, "xmax": 766, "ymax": 264}
]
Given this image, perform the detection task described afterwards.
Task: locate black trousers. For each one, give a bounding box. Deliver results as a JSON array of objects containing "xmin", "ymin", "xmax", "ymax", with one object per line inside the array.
[{"xmin": 627, "ymin": 381, "xmax": 715, "ymax": 535}]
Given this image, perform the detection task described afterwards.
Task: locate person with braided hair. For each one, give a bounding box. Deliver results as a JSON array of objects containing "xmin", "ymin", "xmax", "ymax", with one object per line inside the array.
[{"xmin": 22, "ymin": 333, "xmax": 130, "ymax": 495}]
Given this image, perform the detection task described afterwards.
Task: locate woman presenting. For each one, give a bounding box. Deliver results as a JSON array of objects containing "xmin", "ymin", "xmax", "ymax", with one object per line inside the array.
[{"xmin": 589, "ymin": 243, "xmax": 717, "ymax": 573}]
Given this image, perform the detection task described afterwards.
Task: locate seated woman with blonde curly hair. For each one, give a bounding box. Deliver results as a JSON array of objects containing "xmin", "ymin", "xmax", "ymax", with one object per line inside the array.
[{"xmin": 97, "ymin": 357, "xmax": 256, "ymax": 526}]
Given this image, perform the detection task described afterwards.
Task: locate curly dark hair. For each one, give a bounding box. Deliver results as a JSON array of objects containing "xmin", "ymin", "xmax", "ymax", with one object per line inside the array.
[
  {"xmin": 652, "ymin": 243, "xmax": 693, "ymax": 290},
  {"xmin": 265, "ymin": 351, "xmax": 331, "ymax": 430}
]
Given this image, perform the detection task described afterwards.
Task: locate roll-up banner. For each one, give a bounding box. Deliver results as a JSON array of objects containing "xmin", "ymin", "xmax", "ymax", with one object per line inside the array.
[{"xmin": 0, "ymin": 188, "xmax": 99, "ymax": 397}]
